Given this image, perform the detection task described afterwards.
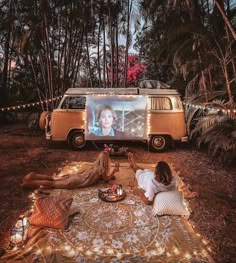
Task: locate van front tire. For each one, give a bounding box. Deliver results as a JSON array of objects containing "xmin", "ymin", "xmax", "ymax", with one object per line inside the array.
[
  {"xmin": 68, "ymin": 131, "xmax": 86, "ymax": 150},
  {"xmin": 149, "ymin": 135, "xmax": 170, "ymax": 152}
]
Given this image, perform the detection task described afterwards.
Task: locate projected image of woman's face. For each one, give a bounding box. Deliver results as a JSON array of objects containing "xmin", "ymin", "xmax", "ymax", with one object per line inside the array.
[
  {"xmin": 99, "ymin": 109, "xmax": 114, "ymax": 135},
  {"xmin": 99, "ymin": 109, "xmax": 114, "ymax": 129},
  {"xmin": 86, "ymin": 95, "xmax": 147, "ymax": 140}
]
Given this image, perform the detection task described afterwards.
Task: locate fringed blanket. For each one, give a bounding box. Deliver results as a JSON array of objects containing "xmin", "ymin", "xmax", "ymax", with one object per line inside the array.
[{"xmin": 2, "ymin": 163, "xmax": 214, "ymax": 263}]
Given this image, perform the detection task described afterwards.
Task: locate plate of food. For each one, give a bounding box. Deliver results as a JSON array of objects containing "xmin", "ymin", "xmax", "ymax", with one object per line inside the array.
[{"xmin": 98, "ymin": 184, "xmax": 126, "ymax": 202}]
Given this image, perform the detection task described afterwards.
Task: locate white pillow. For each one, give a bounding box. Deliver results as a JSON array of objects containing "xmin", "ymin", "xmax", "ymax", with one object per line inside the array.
[{"xmin": 152, "ymin": 190, "xmax": 190, "ymax": 218}]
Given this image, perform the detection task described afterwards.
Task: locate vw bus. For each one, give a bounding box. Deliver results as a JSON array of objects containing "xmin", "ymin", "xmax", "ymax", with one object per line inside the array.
[{"xmin": 39, "ymin": 87, "xmax": 188, "ymax": 152}]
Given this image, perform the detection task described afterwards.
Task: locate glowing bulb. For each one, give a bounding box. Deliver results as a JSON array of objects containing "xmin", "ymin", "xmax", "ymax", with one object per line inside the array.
[
  {"xmin": 36, "ymin": 249, "xmax": 42, "ymax": 255},
  {"xmin": 157, "ymin": 247, "xmax": 165, "ymax": 254},
  {"xmin": 117, "ymin": 252, "xmax": 123, "ymax": 259},
  {"xmin": 106, "ymin": 248, "xmax": 114, "ymax": 254},
  {"xmin": 185, "ymin": 253, "xmax": 191, "ymax": 259},
  {"xmin": 155, "ymin": 241, "xmax": 160, "ymax": 247},
  {"xmin": 46, "ymin": 246, "xmax": 52, "ymax": 252},
  {"xmin": 93, "ymin": 247, "xmax": 100, "ymax": 252},
  {"xmin": 173, "ymin": 247, "xmax": 180, "ymax": 255},
  {"xmin": 64, "ymin": 245, "xmax": 71, "ymax": 251},
  {"xmin": 68, "ymin": 249, "xmax": 76, "ymax": 257}
]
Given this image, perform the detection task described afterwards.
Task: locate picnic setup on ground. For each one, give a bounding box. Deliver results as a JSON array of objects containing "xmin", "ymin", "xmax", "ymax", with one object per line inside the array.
[{"xmin": 1, "ymin": 148, "xmax": 214, "ymax": 263}]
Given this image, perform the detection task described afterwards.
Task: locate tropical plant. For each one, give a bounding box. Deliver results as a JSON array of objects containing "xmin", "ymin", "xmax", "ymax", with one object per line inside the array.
[{"xmin": 190, "ymin": 100, "xmax": 236, "ymax": 165}]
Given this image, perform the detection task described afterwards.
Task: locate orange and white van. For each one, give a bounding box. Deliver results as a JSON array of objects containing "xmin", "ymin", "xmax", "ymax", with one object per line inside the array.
[{"xmin": 39, "ymin": 87, "xmax": 188, "ymax": 152}]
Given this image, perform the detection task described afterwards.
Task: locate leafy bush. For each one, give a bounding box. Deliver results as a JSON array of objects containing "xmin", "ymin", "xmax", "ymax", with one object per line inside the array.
[{"xmin": 190, "ymin": 103, "xmax": 236, "ymax": 165}]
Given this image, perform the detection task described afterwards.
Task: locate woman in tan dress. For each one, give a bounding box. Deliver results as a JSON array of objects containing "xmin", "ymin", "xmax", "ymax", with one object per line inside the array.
[{"xmin": 21, "ymin": 151, "xmax": 119, "ymax": 189}]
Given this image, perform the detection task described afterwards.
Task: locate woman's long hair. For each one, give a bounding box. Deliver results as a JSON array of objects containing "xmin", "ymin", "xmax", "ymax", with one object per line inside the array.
[
  {"xmin": 91, "ymin": 151, "xmax": 111, "ymax": 177},
  {"xmin": 156, "ymin": 161, "xmax": 172, "ymax": 185}
]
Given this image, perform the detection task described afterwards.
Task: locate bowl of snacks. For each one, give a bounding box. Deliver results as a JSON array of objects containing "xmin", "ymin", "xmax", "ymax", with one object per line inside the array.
[{"xmin": 98, "ymin": 184, "xmax": 126, "ymax": 202}]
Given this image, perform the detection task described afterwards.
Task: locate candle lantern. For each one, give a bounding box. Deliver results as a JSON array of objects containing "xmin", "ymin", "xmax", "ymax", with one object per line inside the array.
[
  {"xmin": 117, "ymin": 184, "xmax": 123, "ymax": 196},
  {"xmin": 9, "ymin": 215, "xmax": 29, "ymax": 248}
]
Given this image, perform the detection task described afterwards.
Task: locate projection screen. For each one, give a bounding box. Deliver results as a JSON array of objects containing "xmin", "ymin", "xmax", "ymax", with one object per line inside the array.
[{"xmin": 85, "ymin": 95, "xmax": 147, "ymax": 140}]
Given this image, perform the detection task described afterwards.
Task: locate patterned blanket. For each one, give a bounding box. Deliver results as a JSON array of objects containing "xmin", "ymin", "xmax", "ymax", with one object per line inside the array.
[{"xmin": 2, "ymin": 163, "xmax": 214, "ymax": 263}]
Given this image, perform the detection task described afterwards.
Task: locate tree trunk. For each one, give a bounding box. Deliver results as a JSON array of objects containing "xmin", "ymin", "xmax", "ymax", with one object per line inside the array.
[
  {"xmin": 43, "ymin": 11, "xmax": 54, "ymax": 109},
  {"xmin": 97, "ymin": 19, "xmax": 102, "ymax": 87},
  {"xmin": 123, "ymin": 0, "xmax": 131, "ymax": 88},
  {"xmin": 198, "ymin": 51, "xmax": 208, "ymax": 102},
  {"xmin": 103, "ymin": 17, "xmax": 107, "ymax": 88},
  {"xmin": 0, "ymin": 21, "xmax": 11, "ymax": 106},
  {"xmin": 223, "ymin": 63, "xmax": 234, "ymax": 112},
  {"xmin": 225, "ymin": 25, "xmax": 236, "ymax": 84},
  {"xmin": 108, "ymin": 0, "xmax": 114, "ymax": 88},
  {"xmin": 215, "ymin": 0, "xmax": 236, "ymax": 40},
  {"xmin": 115, "ymin": 22, "xmax": 119, "ymax": 87},
  {"xmin": 85, "ymin": 33, "xmax": 93, "ymax": 87},
  {"xmin": 207, "ymin": 68, "xmax": 213, "ymax": 91}
]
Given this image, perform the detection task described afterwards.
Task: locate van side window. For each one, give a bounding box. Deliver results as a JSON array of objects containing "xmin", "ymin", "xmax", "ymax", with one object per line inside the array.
[
  {"xmin": 148, "ymin": 97, "xmax": 172, "ymax": 110},
  {"xmin": 172, "ymin": 97, "xmax": 183, "ymax": 110},
  {"xmin": 61, "ymin": 96, "xmax": 86, "ymax": 109}
]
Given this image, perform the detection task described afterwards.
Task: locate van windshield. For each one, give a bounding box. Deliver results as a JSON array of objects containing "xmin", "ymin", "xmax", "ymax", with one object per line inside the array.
[{"xmin": 61, "ymin": 96, "xmax": 86, "ymax": 109}]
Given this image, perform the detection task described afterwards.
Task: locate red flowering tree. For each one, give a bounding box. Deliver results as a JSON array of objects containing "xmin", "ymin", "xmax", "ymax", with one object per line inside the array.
[{"xmin": 127, "ymin": 54, "xmax": 146, "ymax": 86}]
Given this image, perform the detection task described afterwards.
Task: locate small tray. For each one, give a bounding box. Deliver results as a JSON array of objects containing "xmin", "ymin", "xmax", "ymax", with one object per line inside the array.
[{"xmin": 98, "ymin": 188, "xmax": 126, "ymax": 202}]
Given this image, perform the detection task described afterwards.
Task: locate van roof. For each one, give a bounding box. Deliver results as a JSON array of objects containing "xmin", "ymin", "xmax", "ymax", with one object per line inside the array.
[{"xmin": 65, "ymin": 88, "xmax": 180, "ymax": 96}]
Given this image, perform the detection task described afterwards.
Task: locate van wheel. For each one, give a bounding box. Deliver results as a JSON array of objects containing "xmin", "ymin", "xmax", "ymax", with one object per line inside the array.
[
  {"xmin": 149, "ymin": 135, "xmax": 170, "ymax": 152},
  {"xmin": 39, "ymin": 111, "xmax": 50, "ymax": 130},
  {"xmin": 68, "ymin": 131, "xmax": 86, "ymax": 150}
]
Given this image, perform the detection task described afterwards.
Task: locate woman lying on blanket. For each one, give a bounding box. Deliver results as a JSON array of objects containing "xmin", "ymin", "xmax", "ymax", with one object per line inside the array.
[
  {"xmin": 128, "ymin": 152, "xmax": 179, "ymax": 205},
  {"xmin": 21, "ymin": 151, "xmax": 119, "ymax": 189},
  {"xmin": 128, "ymin": 153, "xmax": 197, "ymax": 205}
]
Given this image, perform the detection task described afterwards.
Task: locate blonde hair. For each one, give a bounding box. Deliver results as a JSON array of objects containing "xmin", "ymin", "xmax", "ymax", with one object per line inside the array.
[{"xmin": 91, "ymin": 151, "xmax": 111, "ymax": 177}]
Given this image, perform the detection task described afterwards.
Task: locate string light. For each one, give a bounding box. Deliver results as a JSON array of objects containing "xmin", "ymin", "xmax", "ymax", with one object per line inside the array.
[
  {"xmin": 183, "ymin": 102, "xmax": 236, "ymax": 114},
  {"xmin": 0, "ymin": 96, "xmax": 63, "ymax": 112}
]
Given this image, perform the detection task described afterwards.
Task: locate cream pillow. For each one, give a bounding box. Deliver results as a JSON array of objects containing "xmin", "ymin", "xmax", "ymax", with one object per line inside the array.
[{"xmin": 152, "ymin": 190, "xmax": 190, "ymax": 218}]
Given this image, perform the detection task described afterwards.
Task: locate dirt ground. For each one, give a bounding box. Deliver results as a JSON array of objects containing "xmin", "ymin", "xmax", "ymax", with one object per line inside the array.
[{"xmin": 0, "ymin": 124, "xmax": 235, "ymax": 263}]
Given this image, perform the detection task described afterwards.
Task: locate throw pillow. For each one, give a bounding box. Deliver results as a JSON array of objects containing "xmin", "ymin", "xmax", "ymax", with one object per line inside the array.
[
  {"xmin": 30, "ymin": 195, "xmax": 73, "ymax": 229},
  {"xmin": 152, "ymin": 190, "xmax": 190, "ymax": 218}
]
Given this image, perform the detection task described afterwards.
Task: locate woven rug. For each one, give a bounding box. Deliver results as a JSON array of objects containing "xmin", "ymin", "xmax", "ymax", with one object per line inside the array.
[{"xmin": 2, "ymin": 162, "xmax": 214, "ymax": 263}]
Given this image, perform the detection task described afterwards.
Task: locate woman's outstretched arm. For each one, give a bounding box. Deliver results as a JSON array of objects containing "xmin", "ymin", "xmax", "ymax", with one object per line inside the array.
[{"xmin": 102, "ymin": 162, "xmax": 120, "ymax": 182}]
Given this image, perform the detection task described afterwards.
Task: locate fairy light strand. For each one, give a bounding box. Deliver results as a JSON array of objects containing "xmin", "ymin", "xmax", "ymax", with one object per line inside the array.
[
  {"xmin": 183, "ymin": 102, "xmax": 236, "ymax": 114},
  {"xmin": 0, "ymin": 96, "xmax": 63, "ymax": 112}
]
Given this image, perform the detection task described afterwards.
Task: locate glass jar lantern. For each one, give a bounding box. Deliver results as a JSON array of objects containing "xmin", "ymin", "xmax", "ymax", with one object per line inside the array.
[
  {"xmin": 117, "ymin": 184, "xmax": 123, "ymax": 196},
  {"xmin": 9, "ymin": 215, "xmax": 29, "ymax": 248}
]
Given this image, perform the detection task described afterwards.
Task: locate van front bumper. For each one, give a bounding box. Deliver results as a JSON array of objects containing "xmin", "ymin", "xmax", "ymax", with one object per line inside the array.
[
  {"xmin": 181, "ymin": 136, "xmax": 188, "ymax": 142},
  {"xmin": 46, "ymin": 131, "xmax": 52, "ymax": 140}
]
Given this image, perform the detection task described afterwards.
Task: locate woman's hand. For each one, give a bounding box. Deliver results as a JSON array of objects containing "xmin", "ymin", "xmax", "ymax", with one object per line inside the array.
[
  {"xmin": 132, "ymin": 187, "xmax": 142, "ymax": 195},
  {"xmin": 110, "ymin": 175, "xmax": 116, "ymax": 180},
  {"xmin": 113, "ymin": 162, "xmax": 120, "ymax": 174}
]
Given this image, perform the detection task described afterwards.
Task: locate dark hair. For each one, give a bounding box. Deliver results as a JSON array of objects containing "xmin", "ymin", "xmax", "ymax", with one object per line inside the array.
[{"xmin": 155, "ymin": 161, "xmax": 172, "ymax": 185}]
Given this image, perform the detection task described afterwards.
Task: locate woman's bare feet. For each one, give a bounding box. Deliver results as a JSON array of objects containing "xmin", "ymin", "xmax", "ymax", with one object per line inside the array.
[
  {"xmin": 128, "ymin": 152, "xmax": 135, "ymax": 168},
  {"xmin": 114, "ymin": 162, "xmax": 120, "ymax": 172}
]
